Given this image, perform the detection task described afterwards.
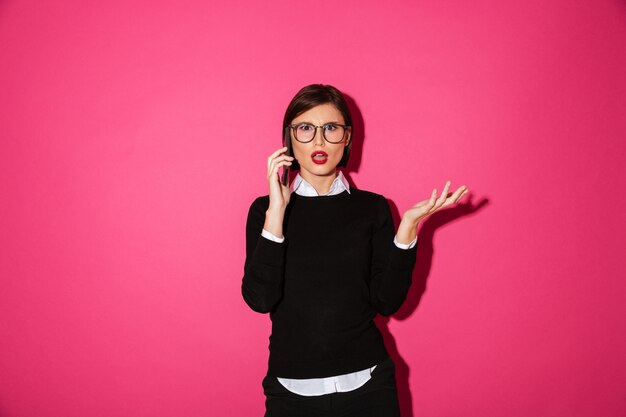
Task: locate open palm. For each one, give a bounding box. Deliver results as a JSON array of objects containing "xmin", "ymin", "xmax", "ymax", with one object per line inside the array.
[{"xmin": 403, "ymin": 180, "xmax": 468, "ymax": 224}]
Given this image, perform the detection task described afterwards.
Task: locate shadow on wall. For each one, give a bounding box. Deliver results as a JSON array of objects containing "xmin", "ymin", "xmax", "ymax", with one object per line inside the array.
[
  {"xmin": 379, "ymin": 194, "xmax": 486, "ymax": 417},
  {"xmin": 343, "ymin": 90, "xmax": 488, "ymax": 417},
  {"xmin": 343, "ymin": 93, "xmax": 365, "ymax": 176}
]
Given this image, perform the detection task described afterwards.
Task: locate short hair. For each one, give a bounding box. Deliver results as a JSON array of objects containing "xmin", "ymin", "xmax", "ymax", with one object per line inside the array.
[{"xmin": 282, "ymin": 84, "xmax": 353, "ymax": 170}]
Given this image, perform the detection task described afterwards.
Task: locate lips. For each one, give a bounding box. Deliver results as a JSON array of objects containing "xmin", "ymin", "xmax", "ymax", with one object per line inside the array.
[{"xmin": 311, "ymin": 151, "xmax": 328, "ymax": 165}]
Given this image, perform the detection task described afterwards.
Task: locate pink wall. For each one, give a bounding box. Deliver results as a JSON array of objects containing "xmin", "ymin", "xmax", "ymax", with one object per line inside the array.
[{"xmin": 1, "ymin": 1, "xmax": 625, "ymax": 416}]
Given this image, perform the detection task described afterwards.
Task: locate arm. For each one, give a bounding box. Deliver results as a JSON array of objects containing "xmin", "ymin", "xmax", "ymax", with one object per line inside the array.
[
  {"xmin": 242, "ymin": 146, "xmax": 294, "ymax": 313},
  {"xmin": 241, "ymin": 197, "xmax": 287, "ymax": 314},
  {"xmin": 369, "ymin": 181, "xmax": 469, "ymax": 315},
  {"xmin": 369, "ymin": 196, "xmax": 418, "ymax": 316}
]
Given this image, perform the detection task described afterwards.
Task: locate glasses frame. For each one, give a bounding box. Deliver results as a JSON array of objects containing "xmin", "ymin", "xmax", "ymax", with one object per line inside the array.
[{"xmin": 288, "ymin": 123, "xmax": 351, "ymax": 144}]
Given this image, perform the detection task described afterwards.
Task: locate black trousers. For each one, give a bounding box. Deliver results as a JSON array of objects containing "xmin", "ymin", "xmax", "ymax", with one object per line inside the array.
[{"xmin": 262, "ymin": 356, "xmax": 401, "ymax": 417}]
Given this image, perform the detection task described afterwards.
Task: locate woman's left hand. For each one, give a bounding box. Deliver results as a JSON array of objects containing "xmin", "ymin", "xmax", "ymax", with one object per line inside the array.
[
  {"xmin": 403, "ymin": 180, "xmax": 468, "ymax": 226},
  {"xmin": 395, "ymin": 181, "xmax": 468, "ymax": 244}
]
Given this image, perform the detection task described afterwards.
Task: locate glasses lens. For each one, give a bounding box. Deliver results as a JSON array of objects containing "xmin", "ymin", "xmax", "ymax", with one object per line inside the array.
[
  {"xmin": 323, "ymin": 124, "xmax": 345, "ymax": 143},
  {"xmin": 295, "ymin": 124, "xmax": 315, "ymax": 142}
]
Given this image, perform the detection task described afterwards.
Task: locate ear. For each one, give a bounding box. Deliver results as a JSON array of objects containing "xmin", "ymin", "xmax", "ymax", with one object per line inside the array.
[{"xmin": 345, "ymin": 128, "xmax": 351, "ymax": 146}]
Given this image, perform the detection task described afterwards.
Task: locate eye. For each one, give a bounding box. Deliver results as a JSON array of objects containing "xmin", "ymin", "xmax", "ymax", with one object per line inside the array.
[
  {"xmin": 323, "ymin": 124, "xmax": 338, "ymax": 131},
  {"xmin": 297, "ymin": 123, "xmax": 314, "ymax": 131}
]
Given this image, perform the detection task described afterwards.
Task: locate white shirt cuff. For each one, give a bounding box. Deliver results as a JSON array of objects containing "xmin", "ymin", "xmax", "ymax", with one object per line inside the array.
[
  {"xmin": 262, "ymin": 228, "xmax": 285, "ymax": 243},
  {"xmin": 394, "ymin": 235, "xmax": 417, "ymax": 249}
]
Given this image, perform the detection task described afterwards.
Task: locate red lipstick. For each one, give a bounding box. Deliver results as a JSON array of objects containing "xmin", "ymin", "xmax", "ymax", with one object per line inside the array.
[{"xmin": 311, "ymin": 151, "xmax": 328, "ymax": 165}]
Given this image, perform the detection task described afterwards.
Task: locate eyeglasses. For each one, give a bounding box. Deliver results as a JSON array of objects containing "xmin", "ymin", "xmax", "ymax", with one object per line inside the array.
[{"xmin": 288, "ymin": 123, "xmax": 351, "ymax": 144}]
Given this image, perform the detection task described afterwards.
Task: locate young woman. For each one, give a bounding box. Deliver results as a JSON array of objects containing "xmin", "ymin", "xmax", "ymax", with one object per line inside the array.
[{"xmin": 242, "ymin": 84, "xmax": 468, "ymax": 417}]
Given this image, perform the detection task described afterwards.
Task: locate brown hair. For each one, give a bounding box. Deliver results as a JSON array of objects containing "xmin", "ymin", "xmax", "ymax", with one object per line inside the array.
[{"xmin": 282, "ymin": 84, "xmax": 353, "ymax": 170}]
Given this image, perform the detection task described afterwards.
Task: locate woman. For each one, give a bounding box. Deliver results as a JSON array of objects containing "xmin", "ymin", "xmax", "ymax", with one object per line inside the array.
[{"xmin": 242, "ymin": 84, "xmax": 468, "ymax": 417}]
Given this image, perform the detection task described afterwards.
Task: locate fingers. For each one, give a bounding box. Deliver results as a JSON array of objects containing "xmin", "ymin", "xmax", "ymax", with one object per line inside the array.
[
  {"xmin": 267, "ymin": 146, "xmax": 292, "ymax": 171},
  {"xmin": 267, "ymin": 147, "xmax": 294, "ymax": 179},
  {"xmin": 268, "ymin": 158, "xmax": 292, "ymax": 182},
  {"xmin": 423, "ymin": 188, "xmax": 438, "ymax": 213},
  {"xmin": 267, "ymin": 146, "xmax": 288, "ymax": 170},
  {"xmin": 427, "ymin": 181, "xmax": 469, "ymax": 211},
  {"xmin": 434, "ymin": 180, "xmax": 451, "ymax": 210},
  {"xmin": 452, "ymin": 186, "xmax": 468, "ymax": 202},
  {"xmin": 424, "ymin": 181, "xmax": 450, "ymax": 214},
  {"xmin": 268, "ymin": 157, "xmax": 293, "ymax": 176}
]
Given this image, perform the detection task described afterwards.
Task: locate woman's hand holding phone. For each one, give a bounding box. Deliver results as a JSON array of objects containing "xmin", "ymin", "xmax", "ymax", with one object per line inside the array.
[{"xmin": 264, "ymin": 146, "xmax": 293, "ymax": 238}]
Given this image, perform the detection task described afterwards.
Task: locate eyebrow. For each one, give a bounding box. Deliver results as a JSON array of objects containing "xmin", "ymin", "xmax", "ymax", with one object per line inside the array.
[{"xmin": 294, "ymin": 121, "xmax": 343, "ymax": 125}]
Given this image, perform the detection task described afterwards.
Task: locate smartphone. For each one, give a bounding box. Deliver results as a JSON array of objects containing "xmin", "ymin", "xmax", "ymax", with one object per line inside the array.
[
  {"xmin": 281, "ymin": 146, "xmax": 291, "ymax": 187},
  {"xmin": 281, "ymin": 127, "xmax": 292, "ymax": 187}
]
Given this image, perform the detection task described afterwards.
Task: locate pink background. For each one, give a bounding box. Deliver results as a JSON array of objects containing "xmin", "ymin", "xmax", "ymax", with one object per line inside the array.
[{"xmin": 1, "ymin": 1, "xmax": 625, "ymax": 416}]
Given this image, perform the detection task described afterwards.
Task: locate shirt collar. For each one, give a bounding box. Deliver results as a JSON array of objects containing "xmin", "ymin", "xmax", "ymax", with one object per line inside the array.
[{"xmin": 290, "ymin": 171, "xmax": 351, "ymax": 197}]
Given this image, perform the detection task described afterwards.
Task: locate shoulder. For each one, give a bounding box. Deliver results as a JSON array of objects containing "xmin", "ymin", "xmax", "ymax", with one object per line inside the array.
[
  {"xmin": 246, "ymin": 195, "xmax": 270, "ymax": 219},
  {"xmin": 250, "ymin": 194, "xmax": 270, "ymax": 208}
]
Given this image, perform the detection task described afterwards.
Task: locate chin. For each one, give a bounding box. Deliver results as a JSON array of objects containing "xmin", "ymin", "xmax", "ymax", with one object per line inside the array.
[{"xmin": 307, "ymin": 165, "xmax": 338, "ymax": 176}]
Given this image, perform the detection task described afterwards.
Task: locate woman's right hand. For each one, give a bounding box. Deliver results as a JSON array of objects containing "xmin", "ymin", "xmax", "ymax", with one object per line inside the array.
[{"xmin": 267, "ymin": 146, "xmax": 294, "ymax": 212}]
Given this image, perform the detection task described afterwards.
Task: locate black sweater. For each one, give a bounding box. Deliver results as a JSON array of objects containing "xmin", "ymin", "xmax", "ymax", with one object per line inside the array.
[{"xmin": 241, "ymin": 188, "xmax": 418, "ymax": 378}]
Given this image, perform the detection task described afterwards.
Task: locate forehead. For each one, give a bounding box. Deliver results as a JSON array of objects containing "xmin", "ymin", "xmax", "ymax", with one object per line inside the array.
[{"xmin": 291, "ymin": 103, "xmax": 345, "ymax": 124}]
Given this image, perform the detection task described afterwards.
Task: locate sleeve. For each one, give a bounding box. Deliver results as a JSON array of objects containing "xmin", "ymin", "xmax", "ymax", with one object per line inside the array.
[
  {"xmin": 369, "ymin": 195, "xmax": 418, "ymax": 316},
  {"xmin": 394, "ymin": 235, "xmax": 417, "ymax": 249},
  {"xmin": 241, "ymin": 197, "xmax": 287, "ymax": 313},
  {"xmin": 262, "ymin": 228, "xmax": 285, "ymax": 243}
]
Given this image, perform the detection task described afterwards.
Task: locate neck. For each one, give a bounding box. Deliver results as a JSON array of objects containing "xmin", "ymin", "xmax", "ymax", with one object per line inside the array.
[{"xmin": 300, "ymin": 170, "xmax": 338, "ymax": 195}]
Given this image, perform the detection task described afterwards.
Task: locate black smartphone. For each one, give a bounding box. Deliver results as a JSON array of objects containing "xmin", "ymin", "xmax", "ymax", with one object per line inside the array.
[{"xmin": 281, "ymin": 146, "xmax": 291, "ymax": 187}]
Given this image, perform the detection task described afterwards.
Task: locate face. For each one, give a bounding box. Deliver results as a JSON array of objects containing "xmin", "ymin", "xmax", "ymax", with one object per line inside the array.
[{"xmin": 289, "ymin": 103, "xmax": 351, "ymax": 182}]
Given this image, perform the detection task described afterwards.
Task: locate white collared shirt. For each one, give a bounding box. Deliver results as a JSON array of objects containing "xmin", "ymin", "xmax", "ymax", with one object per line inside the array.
[
  {"xmin": 261, "ymin": 171, "xmax": 416, "ymax": 396},
  {"xmin": 289, "ymin": 169, "xmax": 351, "ymax": 197}
]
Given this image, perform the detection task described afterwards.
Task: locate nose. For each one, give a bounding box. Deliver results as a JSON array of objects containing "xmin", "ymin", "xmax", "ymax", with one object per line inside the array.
[{"xmin": 313, "ymin": 126, "xmax": 325, "ymax": 146}]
